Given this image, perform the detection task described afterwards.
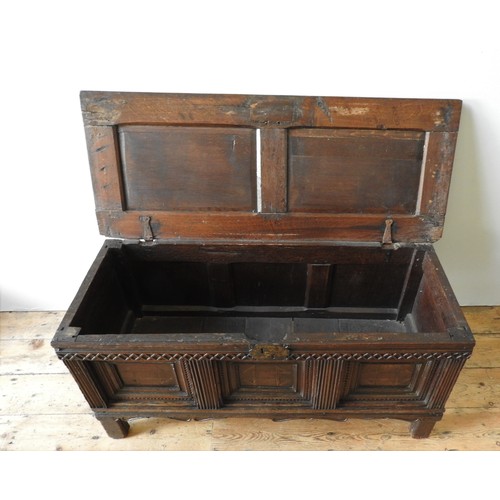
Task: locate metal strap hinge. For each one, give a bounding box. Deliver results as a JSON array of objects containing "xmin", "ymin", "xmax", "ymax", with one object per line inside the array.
[
  {"xmin": 139, "ymin": 216, "xmax": 156, "ymax": 245},
  {"xmin": 382, "ymin": 218, "xmax": 399, "ymax": 249}
]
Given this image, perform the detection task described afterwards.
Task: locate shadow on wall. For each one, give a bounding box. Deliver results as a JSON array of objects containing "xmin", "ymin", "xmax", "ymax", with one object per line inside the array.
[
  {"xmin": 435, "ymin": 102, "xmax": 497, "ymax": 305},
  {"xmin": 0, "ymin": 288, "xmax": 58, "ymax": 313}
]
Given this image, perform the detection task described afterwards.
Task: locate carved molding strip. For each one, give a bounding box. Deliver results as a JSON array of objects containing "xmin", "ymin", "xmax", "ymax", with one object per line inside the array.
[
  {"xmin": 59, "ymin": 352, "xmax": 251, "ymax": 362},
  {"xmin": 58, "ymin": 351, "xmax": 472, "ymax": 363},
  {"xmin": 290, "ymin": 352, "xmax": 472, "ymax": 362}
]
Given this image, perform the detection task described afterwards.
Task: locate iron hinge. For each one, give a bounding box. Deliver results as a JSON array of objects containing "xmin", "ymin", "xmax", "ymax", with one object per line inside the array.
[
  {"xmin": 381, "ymin": 218, "xmax": 400, "ymax": 250},
  {"xmin": 139, "ymin": 215, "xmax": 156, "ymax": 245}
]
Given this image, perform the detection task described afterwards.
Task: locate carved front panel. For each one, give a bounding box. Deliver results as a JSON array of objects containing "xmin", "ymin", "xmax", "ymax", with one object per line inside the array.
[
  {"xmin": 340, "ymin": 360, "xmax": 447, "ymax": 407},
  {"xmin": 92, "ymin": 361, "xmax": 192, "ymax": 405},
  {"xmin": 117, "ymin": 362, "xmax": 179, "ymax": 388},
  {"xmin": 221, "ymin": 361, "xmax": 305, "ymax": 403},
  {"xmin": 238, "ymin": 362, "xmax": 296, "ymax": 388},
  {"xmin": 62, "ymin": 353, "xmax": 469, "ymax": 416}
]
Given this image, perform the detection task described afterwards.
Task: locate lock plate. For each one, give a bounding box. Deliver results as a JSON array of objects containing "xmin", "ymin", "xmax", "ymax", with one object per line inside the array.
[{"xmin": 250, "ymin": 344, "xmax": 290, "ymax": 360}]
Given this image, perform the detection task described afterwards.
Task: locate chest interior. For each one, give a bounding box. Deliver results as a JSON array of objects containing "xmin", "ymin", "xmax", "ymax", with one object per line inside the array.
[
  {"xmin": 52, "ymin": 92, "xmax": 474, "ymax": 439},
  {"xmin": 72, "ymin": 242, "xmax": 451, "ymax": 340}
]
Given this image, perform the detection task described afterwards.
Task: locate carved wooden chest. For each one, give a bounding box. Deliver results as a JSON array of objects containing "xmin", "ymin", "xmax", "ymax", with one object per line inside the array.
[{"xmin": 51, "ymin": 92, "xmax": 474, "ymax": 439}]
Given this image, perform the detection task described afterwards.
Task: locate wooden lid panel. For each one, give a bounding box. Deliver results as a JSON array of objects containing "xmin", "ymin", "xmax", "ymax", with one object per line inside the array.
[
  {"xmin": 118, "ymin": 125, "xmax": 256, "ymax": 212},
  {"xmin": 81, "ymin": 92, "xmax": 461, "ymax": 244},
  {"xmin": 81, "ymin": 92, "xmax": 461, "ymax": 132},
  {"xmin": 288, "ymin": 129, "xmax": 426, "ymax": 215}
]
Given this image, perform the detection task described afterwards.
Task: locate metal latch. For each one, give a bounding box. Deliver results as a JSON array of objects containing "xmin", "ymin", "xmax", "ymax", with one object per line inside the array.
[
  {"xmin": 381, "ymin": 218, "xmax": 399, "ymax": 249},
  {"xmin": 139, "ymin": 216, "xmax": 156, "ymax": 244}
]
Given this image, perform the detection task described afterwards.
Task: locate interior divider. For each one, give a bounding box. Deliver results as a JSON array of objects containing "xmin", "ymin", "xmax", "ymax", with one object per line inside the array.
[{"xmin": 305, "ymin": 263, "xmax": 334, "ymax": 308}]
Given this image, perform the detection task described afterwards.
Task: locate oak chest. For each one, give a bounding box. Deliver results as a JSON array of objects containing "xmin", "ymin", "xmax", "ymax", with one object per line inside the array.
[{"xmin": 51, "ymin": 92, "xmax": 474, "ymax": 439}]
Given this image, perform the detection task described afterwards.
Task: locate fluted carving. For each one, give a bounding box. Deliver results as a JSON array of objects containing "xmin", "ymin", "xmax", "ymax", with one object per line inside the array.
[
  {"xmin": 184, "ymin": 359, "xmax": 223, "ymax": 410},
  {"xmin": 63, "ymin": 359, "xmax": 107, "ymax": 408},
  {"xmin": 309, "ymin": 358, "xmax": 346, "ymax": 410},
  {"xmin": 426, "ymin": 357, "xmax": 467, "ymax": 409}
]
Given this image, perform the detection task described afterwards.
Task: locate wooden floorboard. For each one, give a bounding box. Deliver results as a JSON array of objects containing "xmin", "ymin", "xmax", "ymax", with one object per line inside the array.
[{"xmin": 1, "ymin": 308, "xmax": 499, "ymax": 451}]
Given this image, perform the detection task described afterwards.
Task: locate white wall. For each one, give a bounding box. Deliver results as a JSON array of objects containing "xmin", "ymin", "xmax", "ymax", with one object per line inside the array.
[{"xmin": 1, "ymin": 0, "xmax": 499, "ymax": 310}]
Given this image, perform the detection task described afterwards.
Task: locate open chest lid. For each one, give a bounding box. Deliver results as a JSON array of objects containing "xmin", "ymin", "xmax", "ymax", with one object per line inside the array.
[{"xmin": 81, "ymin": 91, "xmax": 461, "ymax": 246}]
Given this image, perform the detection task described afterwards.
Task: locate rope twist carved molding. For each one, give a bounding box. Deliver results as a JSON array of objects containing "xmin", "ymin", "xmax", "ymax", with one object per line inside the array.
[
  {"xmin": 58, "ymin": 351, "xmax": 472, "ymax": 363},
  {"xmin": 291, "ymin": 352, "xmax": 472, "ymax": 361}
]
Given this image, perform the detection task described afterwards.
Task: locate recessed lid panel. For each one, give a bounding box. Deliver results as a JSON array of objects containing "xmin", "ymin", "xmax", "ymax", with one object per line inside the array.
[
  {"xmin": 118, "ymin": 125, "xmax": 257, "ymax": 212},
  {"xmin": 81, "ymin": 91, "xmax": 461, "ymax": 244},
  {"xmin": 288, "ymin": 128, "xmax": 427, "ymax": 214}
]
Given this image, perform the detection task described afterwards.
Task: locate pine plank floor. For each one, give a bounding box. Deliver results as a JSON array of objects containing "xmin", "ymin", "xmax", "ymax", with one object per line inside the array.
[{"xmin": 1, "ymin": 308, "xmax": 499, "ymax": 451}]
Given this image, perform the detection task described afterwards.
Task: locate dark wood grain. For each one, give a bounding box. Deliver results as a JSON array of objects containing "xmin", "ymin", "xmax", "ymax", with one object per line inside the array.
[
  {"xmin": 397, "ymin": 249, "xmax": 425, "ymax": 320},
  {"xmin": 260, "ymin": 128, "xmax": 287, "ymax": 213},
  {"xmin": 305, "ymin": 264, "xmax": 334, "ymax": 308},
  {"xmin": 4, "ymin": 310, "xmax": 495, "ymax": 450},
  {"xmin": 288, "ymin": 129, "xmax": 425, "ymax": 214},
  {"xmin": 85, "ymin": 126, "xmax": 123, "ymax": 211},
  {"xmin": 81, "ymin": 91, "xmax": 461, "ymax": 131},
  {"xmin": 97, "ymin": 211, "xmax": 444, "ymax": 243},
  {"xmin": 81, "ymin": 92, "xmax": 461, "ymax": 244},
  {"xmin": 120, "ymin": 241, "xmax": 416, "ymax": 264},
  {"xmin": 51, "ymin": 92, "xmax": 471, "ymax": 440},
  {"xmin": 52, "ymin": 238, "xmax": 473, "ymax": 440},
  {"xmin": 118, "ymin": 125, "xmax": 256, "ymax": 212},
  {"xmin": 418, "ymin": 132, "xmax": 459, "ymax": 217},
  {"xmin": 96, "ymin": 417, "xmax": 130, "ymax": 439}
]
